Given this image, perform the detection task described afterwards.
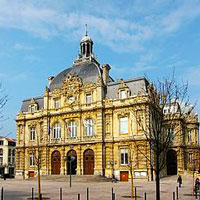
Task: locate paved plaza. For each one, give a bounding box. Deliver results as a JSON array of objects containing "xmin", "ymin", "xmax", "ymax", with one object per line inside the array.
[{"xmin": 0, "ymin": 175, "xmax": 198, "ymax": 200}]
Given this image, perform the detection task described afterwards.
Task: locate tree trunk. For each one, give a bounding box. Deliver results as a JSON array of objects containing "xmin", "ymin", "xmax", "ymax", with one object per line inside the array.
[
  {"xmin": 130, "ymin": 170, "xmax": 134, "ymax": 199},
  {"xmin": 155, "ymin": 152, "xmax": 160, "ymax": 200},
  {"xmin": 38, "ymin": 167, "xmax": 41, "ymax": 200}
]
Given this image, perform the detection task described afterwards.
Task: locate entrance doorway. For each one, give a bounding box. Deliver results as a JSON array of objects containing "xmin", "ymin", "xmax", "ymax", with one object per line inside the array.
[
  {"xmin": 67, "ymin": 150, "xmax": 77, "ymax": 175},
  {"xmin": 83, "ymin": 149, "xmax": 94, "ymax": 175},
  {"xmin": 167, "ymin": 150, "xmax": 177, "ymax": 175},
  {"xmin": 51, "ymin": 150, "xmax": 61, "ymax": 174}
]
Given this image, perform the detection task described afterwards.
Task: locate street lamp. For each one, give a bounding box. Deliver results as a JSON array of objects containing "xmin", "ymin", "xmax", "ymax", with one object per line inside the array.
[{"xmin": 64, "ymin": 155, "xmax": 75, "ymax": 188}]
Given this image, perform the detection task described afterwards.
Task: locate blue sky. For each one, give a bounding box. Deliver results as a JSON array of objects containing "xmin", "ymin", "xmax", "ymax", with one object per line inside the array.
[{"xmin": 0, "ymin": 0, "xmax": 200, "ymax": 138}]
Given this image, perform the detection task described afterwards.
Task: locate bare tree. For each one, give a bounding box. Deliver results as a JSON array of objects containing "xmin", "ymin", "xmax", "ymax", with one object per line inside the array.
[
  {"xmin": 0, "ymin": 83, "xmax": 8, "ymax": 128},
  {"xmin": 30, "ymin": 132, "xmax": 43, "ymax": 200},
  {"xmin": 129, "ymin": 74, "xmax": 192, "ymax": 200}
]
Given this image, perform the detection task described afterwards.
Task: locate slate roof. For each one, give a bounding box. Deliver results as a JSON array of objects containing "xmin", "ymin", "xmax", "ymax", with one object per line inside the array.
[
  {"xmin": 106, "ymin": 77, "xmax": 149, "ymax": 99},
  {"xmin": 49, "ymin": 62, "xmax": 102, "ymax": 91},
  {"xmin": 20, "ymin": 96, "xmax": 44, "ymax": 112}
]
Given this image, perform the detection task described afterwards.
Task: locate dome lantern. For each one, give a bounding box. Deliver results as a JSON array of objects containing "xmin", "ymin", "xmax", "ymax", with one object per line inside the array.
[{"xmin": 80, "ymin": 24, "xmax": 93, "ymax": 57}]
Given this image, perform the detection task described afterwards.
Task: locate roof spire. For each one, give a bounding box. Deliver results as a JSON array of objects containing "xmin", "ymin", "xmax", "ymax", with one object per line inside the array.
[{"xmin": 85, "ymin": 24, "xmax": 88, "ymax": 36}]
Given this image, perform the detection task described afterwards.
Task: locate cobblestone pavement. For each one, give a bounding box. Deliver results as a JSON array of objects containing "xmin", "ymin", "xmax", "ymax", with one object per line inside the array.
[{"xmin": 0, "ymin": 174, "xmax": 198, "ymax": 200}]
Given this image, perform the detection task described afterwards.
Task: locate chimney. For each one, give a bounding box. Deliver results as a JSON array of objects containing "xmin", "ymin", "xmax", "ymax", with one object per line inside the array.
[
  {"xmin": 102, "ymin": 64, "xmax": 111, "ymax": 85},
  {"xmin": 48, "ymin": 76, "xmax": 54, "ymax": 86}
]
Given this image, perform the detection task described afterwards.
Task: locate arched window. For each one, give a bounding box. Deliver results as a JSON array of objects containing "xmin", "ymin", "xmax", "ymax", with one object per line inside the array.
[
  {"xmin": 67, "ymin": 121, "xmax": 77, "ymax": 138},
  {"xmin": 83, "ymin": 44, "xmax": 85, "ymax": 54},
  {"xmin": 87, "ymin": 43, "xmax": 90, "ymax": 55},
  {"xmin": 53, "ymin": 123, "xmax": 61, "ymax": 139},
  {"xmin": 84, "ymin": 119, "xmax": 94, "ymax": 136}
]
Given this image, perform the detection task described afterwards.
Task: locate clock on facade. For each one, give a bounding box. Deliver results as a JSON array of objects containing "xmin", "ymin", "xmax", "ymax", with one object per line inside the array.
[{"xmin": 68, "ymin": 96, "xmax": 75, "ymax": 103}]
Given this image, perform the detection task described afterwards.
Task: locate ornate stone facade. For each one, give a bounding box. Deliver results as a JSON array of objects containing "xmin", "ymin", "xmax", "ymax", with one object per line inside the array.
[{"xmin": 15, "ymin": 34, "xmax": 199, "ymax": 180}]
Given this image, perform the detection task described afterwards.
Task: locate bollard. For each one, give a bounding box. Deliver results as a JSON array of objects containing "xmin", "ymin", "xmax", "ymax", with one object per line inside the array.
[
  {"xmin": 176, "ymin": 186, "xmax": 178, "ymax": 199},
  {"xmin": 40, "ymin": 193, "xmax": 42, "ymax": 200},
  {"xmin": 144, "ymin": 192, "xmax": 147, "ymax": 200},
  {"xmin": 113, "ymin": 193, "xmax": 115, "ymax": 200},
  {"xmin": 60, "ymin": 188, "xmax": 62, "ymax": 200},
  {"xmin": 135, "ymin": 187, "xmax": 137, "ymax": 200},
  {"xmin": 173, "ymin": 192, "xmax": 175, "ymax": 200},
  {"xmin": 32, "ymin": 188, "xmax": 34, "ymax": 200},
  {"xmin": 1, "ymin": 187, "xmax": 3, "ymax": 200},
  {"xmin": 78, "ymin": 193, "xmax": 80, "ymax": 200},
  {"xmin": 111, "ymin": 188, "xmax": 114, "ymax": 200},
  {"xmin": 86, "ymin": 188, "xmax": 89, "ymax": 200}
]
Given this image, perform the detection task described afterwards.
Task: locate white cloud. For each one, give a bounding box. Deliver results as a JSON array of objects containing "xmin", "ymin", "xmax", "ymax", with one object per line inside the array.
[
  {"xmin": 0, "ymin": 0, "xmax": 200, "ymax": 52},
  {"xmin": 13, "ymin": 43, "xmax": 35, "ymax": 50},
  {"xmin": 161, "ymin": 0, "xmax": 200, "ymax": 33}
]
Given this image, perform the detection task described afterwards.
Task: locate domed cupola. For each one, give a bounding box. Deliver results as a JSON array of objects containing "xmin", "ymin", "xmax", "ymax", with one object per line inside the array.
[{"xmin": 80, "ymin": 25, "xmax": 93, "ymax": 57}]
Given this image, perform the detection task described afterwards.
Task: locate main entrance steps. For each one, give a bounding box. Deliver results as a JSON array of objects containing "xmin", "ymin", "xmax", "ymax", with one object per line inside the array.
[{"xmin": 28, "ymin": 175, "xmax": 113, "ymax": 182}]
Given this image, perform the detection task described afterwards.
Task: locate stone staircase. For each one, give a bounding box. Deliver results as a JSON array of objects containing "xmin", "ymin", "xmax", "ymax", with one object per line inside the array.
[{"xmin": 28, "ymin": 175, "xmax": 113, "ymax": 182}]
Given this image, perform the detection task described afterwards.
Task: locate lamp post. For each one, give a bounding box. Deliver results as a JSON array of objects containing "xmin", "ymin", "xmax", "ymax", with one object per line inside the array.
[{"xmin": 64, "ymin": 155, "xmax": 75, "ymax": 188}]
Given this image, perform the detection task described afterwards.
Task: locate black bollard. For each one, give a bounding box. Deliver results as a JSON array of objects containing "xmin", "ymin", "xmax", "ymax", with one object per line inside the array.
[
  {"xmin": 111, "ymin": 188, "xmax": 114, "ymax": 200},
  {"xmin": 176, "ymin": 186, "xmax": 178, "ymax": 199},
  {"xmin": 113, "ymin": 193, "xmax": 115, "ymax": 200},
  {"xmin": 78, "ymin": 193, "xmax": 80, "ymax": 200},
  {"xmin": 144, "ymin": 192, "xmax": 147, "ymax": 200},
  {"xmin": 135, "ymin": 187, "xmax": 137, "ymax": 200},
  {"xmin": 32, "ymin": 188, "xmax": 34, "ymax": 200},
  {"xmin": 173, "ymin": 192, "xmax": 175, "ymax": 200},
  {"xmin": 1, "ymin": 187, "xmax": 3, "ymax": 200},
  {"xmin": 86, "ymin": 188, "xmax": 89, "ymax": 200},
  {"xmin": 60, "ymin": 188, "xmax": 62, "ymax": 200},
  {"xmin": 40, "ymin": 193, "xmax": 42, "ymax": 200}
]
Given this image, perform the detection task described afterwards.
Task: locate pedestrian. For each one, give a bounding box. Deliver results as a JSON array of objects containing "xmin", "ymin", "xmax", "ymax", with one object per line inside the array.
[
  {"xmin": 195, "ymin": 178, "xmax": 200, "ymax": 190},
  {"xmin": 177, "ymin": 175, "xmax": 182, "ymax": 188}
]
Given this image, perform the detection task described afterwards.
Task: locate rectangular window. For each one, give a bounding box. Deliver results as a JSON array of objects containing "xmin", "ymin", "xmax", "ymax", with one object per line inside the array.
[
  {"xmin": 188, "ymin": 131, "xmax": 192, "ymax": 143},
  {"xmin": 54, "ymin": 99, "xmax": 59, "ymax": 109},
  {"xmin": 167, "ymin": 128, "xmax": 174, "ymax": 141},
  {"xmin": 30, "ymin": 127, "xmax": 36, "ymax": 141},
  {"xmin": 30, "ymin": 105, "xmax": 35, "ymax": 113},
  {"xmin": 121, "ymin": 149, "xmax": 128, "ymax": 165},
  {"xmin": 0, "ymin": 157, "xmax": 3, "ymax": 166},
  {"xmin": 9, "ymin": 149, "xmax": 11, "ymax": 156},
  {"xmin": 189, "ymin": 153, "xmax": 193, "ymax": 164},
  {"xmin": 120, "ymin": 117, "xmax": 128, "ymax": 134},
  {"xmin": 86, "ymin": 94, "xmax": 92, "ymax": 104},
  {"xmin": 30, "ymin": 153, "xmax": 35, "ymax": 167},
  {"xmin": 120, "ymin": 90, "xmax": 126, "ymax": 99},
  {"xmin": 0, "ymin": 140, "xmax": 3, "ymax": 145},
  {"xmin": 84, "ymin": 119, "xmax": 94, "ymax": 136}
]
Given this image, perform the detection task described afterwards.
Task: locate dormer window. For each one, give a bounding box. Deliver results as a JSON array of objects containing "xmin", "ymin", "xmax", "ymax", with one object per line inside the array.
[
  {"xmin": 29, "ymin": 105, "xmax": 37, "ymax": 113},
  {"xmin": 54, "ymin": 98, "xmax": 60, "ymax": 109},
  {"xmin": 28, "ymin": 99, "xmax": 38, "ymax": 113},
  {"xmin": 86, "ymin": 94, "xmax": 92, "ymax": 105},
  {"xmin": 120, "ymin": 90, "xmax": 126, "ymax": 99}
]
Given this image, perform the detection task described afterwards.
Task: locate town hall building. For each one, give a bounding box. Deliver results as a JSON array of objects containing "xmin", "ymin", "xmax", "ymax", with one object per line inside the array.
[{"xmin": 15, "ymin": 33, "xmax": 200, "ymax": 180}]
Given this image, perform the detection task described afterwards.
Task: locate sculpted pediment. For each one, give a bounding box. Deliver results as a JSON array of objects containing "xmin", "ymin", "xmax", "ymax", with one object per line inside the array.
[{"xmin": 62, "ymin": 73, "xmax": 83, "ymax": 95}]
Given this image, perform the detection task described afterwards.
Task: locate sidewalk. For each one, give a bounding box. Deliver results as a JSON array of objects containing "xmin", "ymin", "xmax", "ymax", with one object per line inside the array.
[{"xmin": 0, "ymin": 175, "xmax": 197, "ymax": 199}]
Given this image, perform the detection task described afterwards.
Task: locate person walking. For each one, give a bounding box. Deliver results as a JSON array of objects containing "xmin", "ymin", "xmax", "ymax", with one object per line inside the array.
[{"xmin": 177, "ymin": 175, "xmax": 182, "ymax": 188}]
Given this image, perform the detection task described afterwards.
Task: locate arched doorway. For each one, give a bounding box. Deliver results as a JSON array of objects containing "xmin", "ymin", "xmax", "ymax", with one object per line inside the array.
[
  {"xmin": 83, "ymin": 149, "xmax": 94, "ymax": 175},
  {"xmin": 51, "ymin": 150, "xmax": 61, "ymax": 175},
  {"xmin": 67, "ymin": 150, "xmax": 77, "ymax": 175},
  {"xmin": 167, "ymin": 150, "xmax": 177, "ymax": 175}
]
